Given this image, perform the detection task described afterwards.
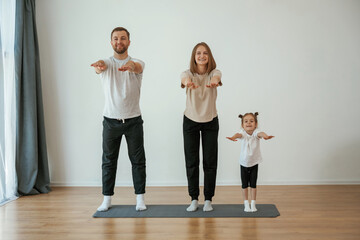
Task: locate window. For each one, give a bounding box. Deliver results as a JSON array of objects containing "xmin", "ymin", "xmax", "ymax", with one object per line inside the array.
[{"xmin": 0, "ymin": 0, "xmax": 17, "ymax": 205}]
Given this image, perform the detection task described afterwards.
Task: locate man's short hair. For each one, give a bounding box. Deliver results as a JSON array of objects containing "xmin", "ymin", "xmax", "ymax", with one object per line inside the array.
[{"xmin": 111, "ymin": 27, "xmax": 130, "ymax": 40}]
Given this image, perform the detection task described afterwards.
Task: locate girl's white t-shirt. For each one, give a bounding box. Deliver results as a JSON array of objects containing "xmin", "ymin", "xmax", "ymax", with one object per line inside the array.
[{"xmin": 238, "ymin": 129, "xmax": 263, "ymax": 167}]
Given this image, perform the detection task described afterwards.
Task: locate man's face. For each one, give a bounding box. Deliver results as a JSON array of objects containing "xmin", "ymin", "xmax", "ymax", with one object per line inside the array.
[{"xmin": 111, "ymin": 31, "xmax": 130, "ymax": 54}]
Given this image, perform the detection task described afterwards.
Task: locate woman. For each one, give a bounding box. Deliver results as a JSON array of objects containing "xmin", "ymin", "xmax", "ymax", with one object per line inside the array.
[{"xmin": 181, "ymin": 42, "xmax": 222, "ymax": 212}]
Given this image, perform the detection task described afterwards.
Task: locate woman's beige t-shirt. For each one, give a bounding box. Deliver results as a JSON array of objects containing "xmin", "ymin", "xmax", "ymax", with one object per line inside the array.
[{"xmin": 181, "ymin": 69, "xmax": 222, "ymax": 123}]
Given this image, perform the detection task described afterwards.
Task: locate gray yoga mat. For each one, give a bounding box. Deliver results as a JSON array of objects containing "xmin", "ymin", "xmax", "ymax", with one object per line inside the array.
[{"xmin": 93, "ymin": 204, "xmax": 280, "ymax": 218}]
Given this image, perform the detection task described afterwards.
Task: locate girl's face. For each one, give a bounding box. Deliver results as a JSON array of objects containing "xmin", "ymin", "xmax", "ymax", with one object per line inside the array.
[
  {"xmin": 242, "ymin": 115, "xmax": 257, "ymax": 134},
  {"xmin": 195, "ymin": 45, "xmax": 209, "ymax": 66}
]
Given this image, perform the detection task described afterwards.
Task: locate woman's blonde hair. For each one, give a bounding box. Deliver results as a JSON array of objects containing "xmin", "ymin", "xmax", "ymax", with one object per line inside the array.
[{"xmin": 190, "ymin": 42, "xmax": 216, "ymax": 74}]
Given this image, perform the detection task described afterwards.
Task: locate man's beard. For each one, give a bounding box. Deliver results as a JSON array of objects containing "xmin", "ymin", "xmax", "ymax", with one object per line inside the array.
[{"xmin": 113, "ymin": 44, "xmax": 128, "ymax": 54}]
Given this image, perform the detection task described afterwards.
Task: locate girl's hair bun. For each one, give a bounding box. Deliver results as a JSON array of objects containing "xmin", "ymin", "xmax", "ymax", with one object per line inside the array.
[
  {"xmin": 254, "ymin": 112, "xmax": 259, "ymax": 117},
  {"xmin": 238, "ymin": 114, "xmax": 243, "ymax": 118}
]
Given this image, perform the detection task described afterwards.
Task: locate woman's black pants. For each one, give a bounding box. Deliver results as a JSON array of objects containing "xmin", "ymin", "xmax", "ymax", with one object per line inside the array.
[{"xmin": 183, "ymin": 115, "xmax": 219, "ymax": 201}]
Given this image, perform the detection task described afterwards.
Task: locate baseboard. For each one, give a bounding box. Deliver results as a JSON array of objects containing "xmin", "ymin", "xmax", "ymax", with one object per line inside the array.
[{"xmin": 50, "ymin": 180, "xmax": 360, "ymax": 187}]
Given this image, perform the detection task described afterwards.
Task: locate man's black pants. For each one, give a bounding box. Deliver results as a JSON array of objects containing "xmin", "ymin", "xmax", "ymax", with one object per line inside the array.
[{"xmin": 102, "ymin": 116, "xmax": 146, "ymax": 196}]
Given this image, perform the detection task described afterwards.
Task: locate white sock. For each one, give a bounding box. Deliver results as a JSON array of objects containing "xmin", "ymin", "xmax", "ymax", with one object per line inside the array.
[
  {"xmin": 136, "ymin": 194, "xmax": 147, "ymax": 211},
  {"xmin": 251, "ymin": 200, "xmax": 257, "ymax": 212},
  {"xmin": 203, "ymin": 200, "xmax": 213, "ymax": 212},
  {"xmin": 186, "ymin": 200, "xmax": 199, "ymax": 212},
  {"xmin": 97, "ymin": 195, "xmax": 112, "ymax": 212},
  {"xmin": 244, "ymin": 200, "xmax": 251, "ymax": 212}
]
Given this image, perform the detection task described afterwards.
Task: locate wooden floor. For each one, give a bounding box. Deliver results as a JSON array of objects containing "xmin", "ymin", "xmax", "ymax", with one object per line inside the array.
[{"xmin": 1, "ymin": 185, "xmax": 360, "ymax": 240}]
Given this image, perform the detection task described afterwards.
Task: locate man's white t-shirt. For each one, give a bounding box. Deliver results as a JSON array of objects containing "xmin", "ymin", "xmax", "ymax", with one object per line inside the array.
[
  {"xmin": 100, "ymin": 56, "xmax": 145, "ymax": 119},
  {"xmin": 238, "ymin": 129, "xmax": 263, "ymax": 167}
]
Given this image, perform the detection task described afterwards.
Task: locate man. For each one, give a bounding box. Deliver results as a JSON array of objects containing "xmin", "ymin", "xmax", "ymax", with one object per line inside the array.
[{"xmin": 91, "ymin": 27, "xmax": 146, "ymax": 211}]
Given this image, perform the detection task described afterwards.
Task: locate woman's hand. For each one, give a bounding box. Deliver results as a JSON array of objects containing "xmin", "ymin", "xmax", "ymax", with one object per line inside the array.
[
  {"xmin": 186, "ymin": 82, "xmax": 199, "ymax": 89},
  {"xmin": 206, "ymin": 76, "xmax": 221, "ymax": 88},
  {"xmin": 182, "ymin": 77, "xmax": 199, "ymax": 89}
]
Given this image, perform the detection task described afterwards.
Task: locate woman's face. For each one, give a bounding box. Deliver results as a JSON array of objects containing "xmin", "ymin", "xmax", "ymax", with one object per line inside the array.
[{"xmin": 195, "ymin": 45, "xmax": 209, "ymax": 66}]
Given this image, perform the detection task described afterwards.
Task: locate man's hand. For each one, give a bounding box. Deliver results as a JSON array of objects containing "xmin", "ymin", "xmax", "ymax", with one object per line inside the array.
[
  {"xmin": 118, "ymin": 61, "xmax": 135, "ymax": 72},
  {"xmin": 91, "ymin": 60, "xmax": 107, "ymax": 73}
]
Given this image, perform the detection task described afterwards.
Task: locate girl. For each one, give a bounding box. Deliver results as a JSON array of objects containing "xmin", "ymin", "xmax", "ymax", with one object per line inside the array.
[
  {"xmin": 181, "ymin": 42, "xmax": 222, "ymax": 212},
  {"xmin": 227, "ymin": 112, "xmax": 274, "ymax": 212}
]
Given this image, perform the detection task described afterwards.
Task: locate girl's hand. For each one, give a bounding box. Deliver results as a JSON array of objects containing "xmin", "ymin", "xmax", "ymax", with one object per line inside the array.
[
  {"xmin": 257, "ymin": 132, "xmax": 274, "ymax": 140},
  {"xmin": 226, "ymin": 137, "xmax": 238, "ymax": 141},
  {"xmin": 227, "ymin": 133, "xmax": 242, "ymax": 141},
  {"xmin": 263, "ymin": 135, "xmax": 274, "ymax": 140}
]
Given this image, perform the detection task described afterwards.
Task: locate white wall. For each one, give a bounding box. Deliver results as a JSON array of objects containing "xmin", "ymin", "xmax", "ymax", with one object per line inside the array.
[{"xmin": 36, "ymin": 0, "xmax": 360, "ymax": 186}]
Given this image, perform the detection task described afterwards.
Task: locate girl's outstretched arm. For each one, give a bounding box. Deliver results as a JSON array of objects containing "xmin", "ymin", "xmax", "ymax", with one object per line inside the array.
[
  {"xmin": 257, "ymin": 132, "xmax": 274, "ymax": 140},
  {"xmin": 226, "ymin": 133, "xmax": 242, "ymax": 141}
]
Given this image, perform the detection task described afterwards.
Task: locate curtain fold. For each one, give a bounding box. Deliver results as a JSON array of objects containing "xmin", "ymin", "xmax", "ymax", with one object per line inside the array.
[{"xmin": 14, "ymin": 0, "xmax": 51, "ymax": 195}]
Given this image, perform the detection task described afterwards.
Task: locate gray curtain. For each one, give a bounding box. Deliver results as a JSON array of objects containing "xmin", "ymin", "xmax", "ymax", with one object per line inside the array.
[{"xmin": 14, "ymin": 0, "xmax": 51, "ymax": 195}]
